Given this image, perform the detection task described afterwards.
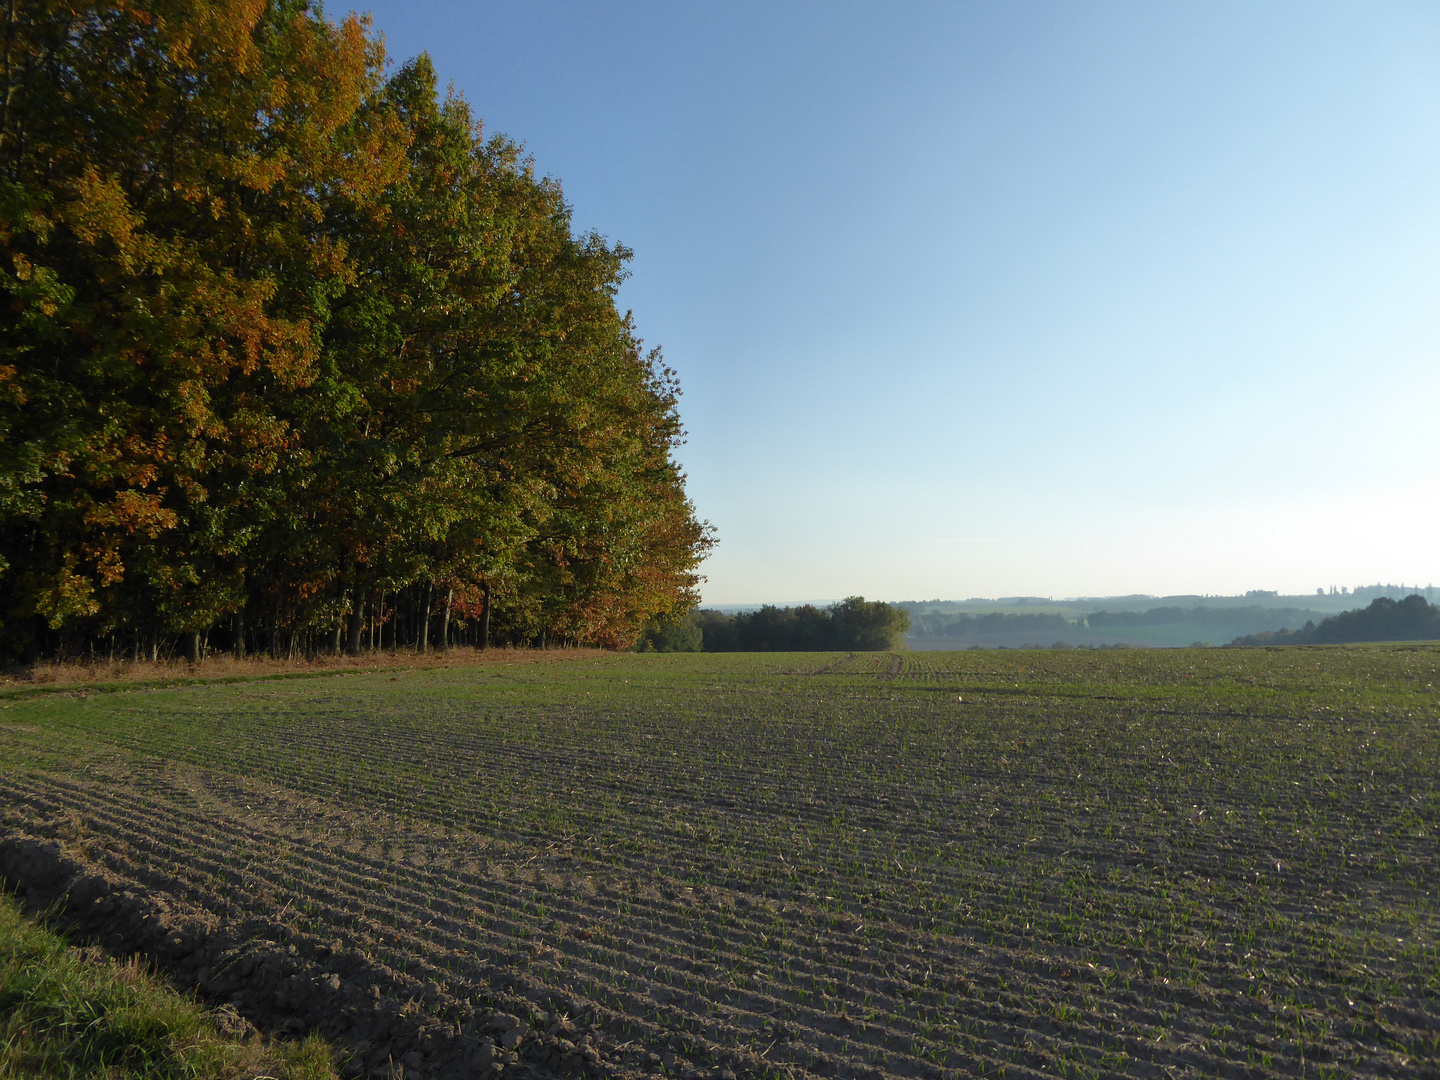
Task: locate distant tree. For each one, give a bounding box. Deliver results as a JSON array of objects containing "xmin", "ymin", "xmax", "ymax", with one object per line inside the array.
[
  {"xmin": 734, "ymin": 605, "xmax": 793, "ymax": 652},
  {"xmin": 909, "ymin": 610, "xmax": 1071, "ymax": 638},
  {"xmin": 692, "ymin": 598, "xmax": 907, "ymax": 652},
  {"xmin": 694, "ymin": 610, "xmax": 740, "ymax": 652},
  {"xmin": 738, "ymin": 604, "xmax": 832, "ymax": 651},
  {"xmin": 1230, "ymin": 595, "xmax": 1440, "ymax": 646},
  {"xmin": 634, "ymin": 612, "xmax": 702, "ymax": 653},
  {"xmin": 828, "ymin": 596, "xmax": 910, "ymax": 650}
]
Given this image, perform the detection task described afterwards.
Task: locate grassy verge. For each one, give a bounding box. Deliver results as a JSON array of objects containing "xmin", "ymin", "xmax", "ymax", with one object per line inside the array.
[
  {"xmin": 0, "ymin": 893, "xmax": 336, "ymax": 1080},
  {"xmin": 0, "ymin": 646, "xmax": 611, "ymax": 702}
]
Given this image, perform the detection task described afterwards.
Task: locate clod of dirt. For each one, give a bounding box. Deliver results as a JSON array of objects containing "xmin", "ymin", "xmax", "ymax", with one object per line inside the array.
[{"xmin": 488, "ymin": 1012, "xmax": 522, "ymax": 1032}]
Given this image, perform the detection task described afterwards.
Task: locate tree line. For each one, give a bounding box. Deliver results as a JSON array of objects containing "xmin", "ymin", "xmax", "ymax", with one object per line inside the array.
[
  {"xmin": 636, "ymin": 598, "xmax": 911, "ymax": 653},
  {"xmin": 907, "ymin": 610, "xmax": 1072, "ymax": 639},
  {"xmin": 907, "ymin": 604, "xmax": 1331, "ymax": 640},
  {"xmin": 1085, "ymin": 605, "xmax": 1324, "ymax": 629},
  {"xmin": 1231, "ymin": 595, "xmax": 1440, "ymax": 647},
  {"xmin": 0, "ymin": 1, "xmax": 712, "ymax": 662}
]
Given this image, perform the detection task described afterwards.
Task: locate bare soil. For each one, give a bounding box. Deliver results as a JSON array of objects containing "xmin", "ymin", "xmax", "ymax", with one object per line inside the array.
[{"xmin": 0, "ymin": 648, "xmax": 1435, "ymax": 1080}]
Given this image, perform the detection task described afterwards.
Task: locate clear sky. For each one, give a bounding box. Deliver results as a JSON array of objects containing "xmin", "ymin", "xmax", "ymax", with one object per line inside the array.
[{"xmin": 354, "ymin": 1, "xmax": 1440, "ymax": 604}]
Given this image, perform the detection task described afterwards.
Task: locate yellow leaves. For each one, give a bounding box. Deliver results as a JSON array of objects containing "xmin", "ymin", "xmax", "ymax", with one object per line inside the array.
[
  {"xmin": 141, "ymin": 0, "xmax": 267, "ymax": 77},
  {"xmin": 261, "ymin": 318, "xmax": 320, "ymax": 390},
  {"xmin": 169, "ymin": 179, "xmax": 227, "ymax": 220},
  {"xmin": 173, "ymin": 379, "xmax": 212, "ymax": 436},
  {"xmin": 32, "ymin": 554, "xmax": 101, "ymax": 627},
  {"xmin": 6, "ymin": 253, "xmax": 64, "ymax": 318},
  {"xmin": 307, "ymin": 237, "xmax": 352, "ymax": 282},
  {"xmin": 0, "ymin": 1, "xmax": 708, "ymax": 655},
  {"xmin": 174, "ymin": 474, "xmax": 208, "ymax": 504},
  {"xmin": 226, "ymin": 407, "xmax": 292, "ymax": 476},
  {"xmin": 82, "ymin": 433, "xmax": 171, "ymax": 489},
  {"xmin": 232, "ymin": 150, "xmax": 292, "ymax": 196},
  {"xmin": 121, "ymin": 460, "xmax": 161, "ymax": 488},
  {"xmin": 91, "ymin": 546, "xmax": 126, "ymax": 588},
  {"xmin": 64, "ymin": 168, "xmax": 151, "ymax": 276}
]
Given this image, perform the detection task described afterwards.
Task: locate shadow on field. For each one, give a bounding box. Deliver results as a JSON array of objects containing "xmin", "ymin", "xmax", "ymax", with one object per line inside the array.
[{"xmin": 0, "ymin": 835, "xmax": 611, "ymax": 1080}]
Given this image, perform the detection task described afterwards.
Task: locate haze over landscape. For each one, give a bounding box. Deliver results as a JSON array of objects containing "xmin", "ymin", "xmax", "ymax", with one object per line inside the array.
[{"xmin": 361, "ymin": 0, "xmax": 1440, "ymax": 605}]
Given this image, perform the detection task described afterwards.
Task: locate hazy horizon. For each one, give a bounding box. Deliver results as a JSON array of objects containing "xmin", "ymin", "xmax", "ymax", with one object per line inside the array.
[
  {"xmin": 359, "ymin": 2, "xmax": 1440, "ymax": 604},
  {"xmin": 705, "ymin": 581, "xmax": 1439, "ymax": 611}
]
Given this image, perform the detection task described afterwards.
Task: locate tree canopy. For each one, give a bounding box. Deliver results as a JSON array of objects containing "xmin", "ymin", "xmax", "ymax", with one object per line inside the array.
[
  {"xmin": 1231, "ymin": 595, "xmax": 1440, "ymax": 647},
  {"xmin": 686, "ymin": 598, "xmax": 910, "ymax": 653},
  {"xmin": 0, "ymin": 0, "xmax": 712, "ymax": 660}
]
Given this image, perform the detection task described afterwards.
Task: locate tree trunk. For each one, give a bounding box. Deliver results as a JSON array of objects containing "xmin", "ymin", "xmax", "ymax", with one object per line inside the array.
[
  {"xmin": 374, "ymin": 590, "xmax": 383, "ymax": 653},
  {"xmin": 418, "ymin": 581, "xmax": 432, "ymax": 653},
  {"xmin": 346, "ymin": 592, "xmax": 364, "ymax": 657},
  {"xmin": 480, "ymin": 584, "xmax": 490, "ymax": 650},
  {"xmin": 184, "ymin": 631, "xmax": 200, "ymax": 664},
  {"xmin": 439, "ymin": 587, "xmax": 453, "ymax": 650},
  {"xmin": 233, "ymin": 609, "xmax": 246, "ymax": 659}
]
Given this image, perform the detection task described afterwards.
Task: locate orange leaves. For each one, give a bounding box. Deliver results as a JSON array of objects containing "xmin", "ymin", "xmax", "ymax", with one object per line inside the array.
[
  {"xmin": 0, "ymin": 1, "xmax": 710, "ymax": 654},
  {"xmin": 80, "ymin": 490, "xmax": 179, "ymax": 583},
  {"xmin": 0, "ymin": 364, "xmax": 20, "ymax": 406},
  {"xmin": 75, "ymin": 432, "xmax": 171, "ymax": 487}
]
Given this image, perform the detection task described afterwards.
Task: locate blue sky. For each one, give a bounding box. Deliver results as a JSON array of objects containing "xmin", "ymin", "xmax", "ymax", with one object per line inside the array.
[{"xmin": 356, "ymin": 1, "xmax": 1440, "ymax": 603}]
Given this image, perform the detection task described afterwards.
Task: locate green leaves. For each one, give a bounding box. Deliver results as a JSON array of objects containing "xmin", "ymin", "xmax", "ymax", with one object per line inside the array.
[{"xmin": 0, "ymin": 2, "xmax": 709, "ymax": 659}]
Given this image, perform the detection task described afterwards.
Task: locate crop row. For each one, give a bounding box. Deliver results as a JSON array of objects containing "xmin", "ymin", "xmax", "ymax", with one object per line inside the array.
[{"xmin": 0, "ymin": 647, "xmax": 1435, "ymax": 1079}]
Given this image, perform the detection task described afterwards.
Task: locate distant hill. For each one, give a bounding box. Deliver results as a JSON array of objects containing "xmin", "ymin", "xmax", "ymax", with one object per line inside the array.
[
  {"xmin": 901, "ymin": 584, "xmax": 1437, "ymax": 618},
  {"xmin": 1230, "ymin": 595, "xmax": 1440, "ymax": 646},
  {"xmin": 904, "ymin": 604, "xmax": 1331, "ymax": 649},
  {"xmin": 897, "ymin": 587, "xmax": 1440, "ymax": 649}
]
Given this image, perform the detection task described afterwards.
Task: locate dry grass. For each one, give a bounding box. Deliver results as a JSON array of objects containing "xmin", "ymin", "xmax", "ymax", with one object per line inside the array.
[{"xmin": 0, "ymin": 646, "xmax": 616, "ymax": 692}]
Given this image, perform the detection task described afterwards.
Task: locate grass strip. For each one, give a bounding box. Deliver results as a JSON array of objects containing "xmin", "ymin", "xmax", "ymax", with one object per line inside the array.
[
  {"xmin": 0, "ymin": 892, "xmax": 336, "ymax": 1080},
  {"xmin": 0, "ymin": 649, "xmax": 612, "ymax": 702},
  {"xmin": 0, "ymin": 669, "xmax": 427, "ymax": 704}
]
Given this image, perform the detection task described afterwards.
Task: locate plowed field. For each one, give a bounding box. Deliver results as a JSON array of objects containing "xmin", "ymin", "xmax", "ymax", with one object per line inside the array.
[{"xmin": 0, "ymin": 647, "xmax": 1436, "ymax": 1080}]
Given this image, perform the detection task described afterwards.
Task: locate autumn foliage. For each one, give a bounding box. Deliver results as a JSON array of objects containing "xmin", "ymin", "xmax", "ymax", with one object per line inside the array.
[{"xmin": 0, "ymin": 0, "xmax": 712, "ymax": 659}]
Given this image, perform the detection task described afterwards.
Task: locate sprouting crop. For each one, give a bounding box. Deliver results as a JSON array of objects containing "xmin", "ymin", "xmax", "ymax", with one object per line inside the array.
[{"xmin": 0, "ymin": 645, "xmax": 1435, "ymax": 1079}]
